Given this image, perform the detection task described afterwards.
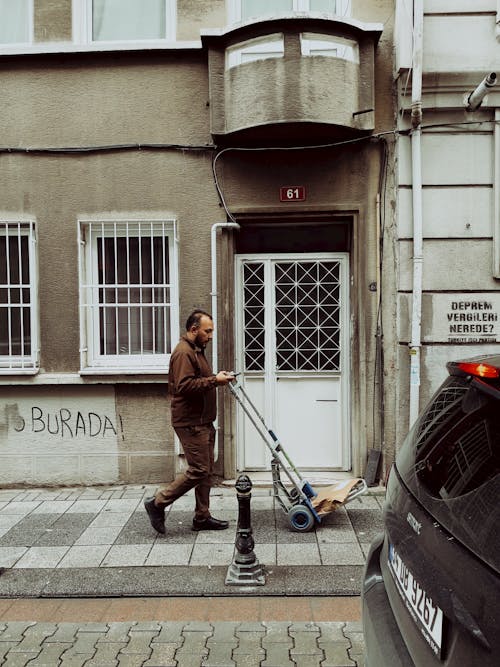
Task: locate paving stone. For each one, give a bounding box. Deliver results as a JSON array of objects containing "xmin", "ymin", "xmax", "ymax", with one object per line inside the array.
[
  {"xmin": 3, "ymin": 651, "xmax": 41, "ymax": 666},
  {"xmin": 261, "ymin": 642, "xmax": 293, "ymax": 666},
  {"xmin": 320, "ymin": 641, "xmax": 355, "ymax": 667},
  {"xmin": 207, "ymin": 623, "xmax": 239, "ymax": 644},
  {"xmin": 346, "ymin": 631, "xmax": 365, "ymax": 656},
  {"xmin": 9, "ymin": 623, "xmax": 57, "ymax": 653},
  {"xmin": 0, "ymin": 621, "xmax": 36, "ymax": 641},
  {"xmin": 152, "ymin": 622, "xmax": 185, "ymax": 644},
  {"xmin": 293, "ymin": 657, "xmax": 325, "ymax": 667},
  {"xmin": 176, "ymin": 630, "xmax": 210, "ymax": 657},
  {"xmin": 76, "ymin": 623, "xmax": 110, "ymax": 633},
  {"xmin": 289, "ymin": 628, "xmax": 323, "ymax": 656},
  {"xmin": 316, "ymin": 623, "xmax": 346, "ymax": 642},
  {"xmin": 68, "ymin": 631, "xmax": 102, "ymax": 655},
  {"xmin": 23, "ymin": 642, "xmax": 71, "ymax": 666},
  {"xmin": 0, "ymin": 643, "xmax": 18, "ymax": 662},
  {"xmin": 183, "ymin": 622, "xmax": 213, "ymax": 633},
  {"xmin": 232, "ymin": 632, "xmax": 265, "ymax": 657},
  {"xmin": 119, "ymin": 630, "xmax": 158, "ymax": 654},
  {"xmin": 289, "ymin": 622, "xmax": 320, "ymax": 633},
  {"xmin": 142, "ymin": 642, "xmax": 177, "ymax": 667},
  {"xmin": 117, "ymin": 653, "xmax": 153, "ymax": 666},
  {"xmin": 98, "ymin": 623, "xmax": 137, "ymax": 643},
  {"xmin": 84, "ymin": 641, "xmax": 126, "ymax": 666},
  {"xmin": 60, "ymin": 654, "xmax": 98, "ymax": 667},
  {"xmin": 201, "ymin": 641, "xmax": 236, "ymax": 667},
  {"xmin": 45, "ymin": 623, "xmax": 80, "ymax": 643},
  {"xmin": 172, "ymin": 654, "xmax": 209, "ymax": 667},
  {"xmin": 235, "ymin": 623, "xmax": 265, "ymax": 634},
  {"xmin": 225, "ymin": 656, "xmax": 261, "ymax": 667},
  {"xmin": 129, "ymin": 622, "xmax": 161, "ymax": 633},
  {"xmin": 261, "ymin": 623, "xmax": 292, "ymax": 647}
]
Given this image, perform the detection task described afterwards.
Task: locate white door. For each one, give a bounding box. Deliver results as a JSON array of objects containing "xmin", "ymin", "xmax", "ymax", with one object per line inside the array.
[{"xmin": 235, "ymin": 253, "xmax": 350, "ymax": 471}]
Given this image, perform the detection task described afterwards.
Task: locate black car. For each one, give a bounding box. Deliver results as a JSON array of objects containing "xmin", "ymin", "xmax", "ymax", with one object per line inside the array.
[{"xmin": 362, "ymin": 354, "xmax": 500, "ymax": 666}]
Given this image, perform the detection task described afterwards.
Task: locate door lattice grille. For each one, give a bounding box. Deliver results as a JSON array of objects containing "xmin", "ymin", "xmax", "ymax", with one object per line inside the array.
[
  {"xmin": 243, "ymin": 263, "xmax": 266, "ymax": 371},
  {"xmin": 275, "ymin": 261, "xmax": 341, "ymax": 371},
  {"xmin": 242, "ymin": 260, "xmax": 342, "ymax": 372}
]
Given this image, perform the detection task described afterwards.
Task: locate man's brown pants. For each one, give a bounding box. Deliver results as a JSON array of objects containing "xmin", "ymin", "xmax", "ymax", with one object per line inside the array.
[{"xmin": 154, "ymin": 424, "xmax": 215, "ymax": 521}]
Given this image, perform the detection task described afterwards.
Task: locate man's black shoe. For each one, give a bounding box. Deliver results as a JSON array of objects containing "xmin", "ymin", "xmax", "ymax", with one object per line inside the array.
[
  {"xmin": 192, "ymin": 516, "xmax": 229, "ymax": 531},
  {"xmin": 144, "ymin": 497, "xmax": 166, "ymax": 534}
]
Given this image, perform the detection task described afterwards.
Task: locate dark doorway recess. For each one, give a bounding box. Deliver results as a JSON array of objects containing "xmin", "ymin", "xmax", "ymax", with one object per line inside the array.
[{"xmin": 234, "ymin": 216, "xmax": 351, "ymax": 254}]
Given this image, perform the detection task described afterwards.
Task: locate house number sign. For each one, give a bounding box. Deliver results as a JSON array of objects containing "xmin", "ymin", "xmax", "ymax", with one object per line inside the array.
[{"xmin": 280, "ymin": 185, "xmax": 306, "ymax": 202}]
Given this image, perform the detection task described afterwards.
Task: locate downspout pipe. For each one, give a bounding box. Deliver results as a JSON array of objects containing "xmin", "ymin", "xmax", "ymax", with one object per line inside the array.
[
  {"xmin": 211, "ymin": 221, "xmax": 240, "ymax": 374},
  {"xmin": 409, "ymin": 0, "xmax": 424, "ymax": 427},
  {"xmin": 210, "ymin": 221, "xmax": 240, "ymax": 462}
]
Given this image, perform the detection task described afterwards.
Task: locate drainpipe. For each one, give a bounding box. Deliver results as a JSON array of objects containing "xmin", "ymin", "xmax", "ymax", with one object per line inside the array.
[
  {"xmin": 409, "ymin": 0, "xmax": 424, "ymax": 427},
  {"xmin": 211, "ymin": 221, "xmax": 240, "ymax": 461},
  {"xmin": 211, "ymin": 221, "xmax": 240, "ymax": 373}
]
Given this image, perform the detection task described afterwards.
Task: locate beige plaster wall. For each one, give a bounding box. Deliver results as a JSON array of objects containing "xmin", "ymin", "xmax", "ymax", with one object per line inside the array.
[
  {"xmin": 34, "ymin": 0, "xmax": 72, "ymax": 42},
  {"xmin": 0, "ymin": 55, "xmax": 219, "ymax": 486},
  {"xmin": 177, "ymin": 0, "xmax": 226, "ymax": 41}
]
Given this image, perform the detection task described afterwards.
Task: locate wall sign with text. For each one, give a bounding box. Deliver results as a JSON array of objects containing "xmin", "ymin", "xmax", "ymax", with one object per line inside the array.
[{"xmin": 416, "ymin": 294, "xmax": 500, "ymax": 343}]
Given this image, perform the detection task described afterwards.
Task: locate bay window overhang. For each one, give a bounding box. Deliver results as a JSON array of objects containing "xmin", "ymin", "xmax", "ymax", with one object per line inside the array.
[{"xmin": 201, "ymin": 14, "xmax": 383, "ymax": 146}]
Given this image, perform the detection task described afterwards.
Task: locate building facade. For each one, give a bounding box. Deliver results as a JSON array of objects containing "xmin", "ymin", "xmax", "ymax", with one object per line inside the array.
[
  {"xmin": 393, "ymin": 0, "xmax": 500, "ymax": 449},
  {"xmin": 2, "ymin": 1, "xmax": 497, "ymax": 489}
]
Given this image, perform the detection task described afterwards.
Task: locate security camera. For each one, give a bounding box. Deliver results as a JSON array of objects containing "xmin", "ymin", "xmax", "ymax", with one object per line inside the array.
[{"xmin": 464, "ymin": 72, "xmax": 497, "ymax": 112}]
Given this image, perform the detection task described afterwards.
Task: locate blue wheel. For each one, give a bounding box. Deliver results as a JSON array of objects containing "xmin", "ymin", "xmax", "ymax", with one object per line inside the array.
[{"xmin": 287, "ymin": 504, "xmax": 315, "ymax": 532}]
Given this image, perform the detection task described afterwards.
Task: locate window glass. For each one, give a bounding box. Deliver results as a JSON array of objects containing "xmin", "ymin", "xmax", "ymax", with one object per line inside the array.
[
  {"xmin": 310, "ymin": 0, "xmax": 338, "ymax": 10},
  {"xmin": 242, "ymin": 0, "xmax": 292, "ymax": 21},
  {"xmin": 301, "ymin": 33, "xmax": 358, "ymax": 61},
  {"xmin": 226, "ymin": 34, "xmax": 284, "ymax": 68},
  {"xmin": 239, "ymin": 1, "xmax": 342, "ymax": 22},
  {"xmin": 0, "ymin": 0, "xmax": 30, "ymax": 44},
  {"xmin": 416, "ymin": 391, "xmax": 500, "ymax": 499},
  {"xmin": 92, "ymin": 0, "xmax": 166, "ymax": 41},
  {"xmin": 97, "ymin": 235, "xmax": 169, "ymax": 356}
]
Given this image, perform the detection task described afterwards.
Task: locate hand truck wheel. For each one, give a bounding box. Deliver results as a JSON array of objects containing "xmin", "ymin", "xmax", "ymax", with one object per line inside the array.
[{"xmin": 287, "ymin": 504, "xmax": 315, "ymax": 532}]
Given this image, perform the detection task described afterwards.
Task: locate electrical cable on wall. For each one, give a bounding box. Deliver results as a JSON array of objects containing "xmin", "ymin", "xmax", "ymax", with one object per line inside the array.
[{"xmin": 2, "ymin": 117, "xmax": 497, "ymax": 224}]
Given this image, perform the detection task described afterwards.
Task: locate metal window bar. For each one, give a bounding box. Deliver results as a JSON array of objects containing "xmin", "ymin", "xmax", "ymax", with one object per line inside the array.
[
  {"xmin": 0, "ymin": 221, "xmax": 37, "ymax": 372},
  {"xmin": 80, "ymin": 220, "xmax": 173, "ymax": 369}
]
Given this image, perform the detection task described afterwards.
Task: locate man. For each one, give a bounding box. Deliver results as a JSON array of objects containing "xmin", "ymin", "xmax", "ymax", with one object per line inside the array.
[{"xmin": 144, "ymin": 310, "xmax": 235, "ymax": 534}]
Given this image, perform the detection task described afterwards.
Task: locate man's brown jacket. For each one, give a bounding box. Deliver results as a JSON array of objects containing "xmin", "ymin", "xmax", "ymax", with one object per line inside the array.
[{"xmin": 168, "ymin": 335, "xmax": 218, "ymax": 427}]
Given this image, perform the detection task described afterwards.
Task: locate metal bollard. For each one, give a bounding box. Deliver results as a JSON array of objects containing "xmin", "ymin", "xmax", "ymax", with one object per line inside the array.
[{"xmin": 225, "ymin": 474, "xmax": 266, "ymax": 586}]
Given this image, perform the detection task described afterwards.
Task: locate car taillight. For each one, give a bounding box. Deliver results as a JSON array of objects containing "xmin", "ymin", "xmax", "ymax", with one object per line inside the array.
[{"xmin": 457, "ymin": 362, "xmax": 500, "ymax": 379}]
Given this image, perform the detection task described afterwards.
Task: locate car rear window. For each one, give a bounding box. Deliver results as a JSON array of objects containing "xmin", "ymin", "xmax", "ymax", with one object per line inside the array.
[{"xmin": 396, "ymin": 376, "xmax": 500, "ymax": 572}]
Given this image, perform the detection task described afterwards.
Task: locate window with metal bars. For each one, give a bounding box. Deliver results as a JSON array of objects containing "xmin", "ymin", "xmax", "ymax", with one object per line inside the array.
[
  {"xmin": 78, "ymin": 219, "xmax": 178, "ymax": 373},
  {"xmin": 0, "ymin": 221, "xmax": 38, "ymax": 373}
]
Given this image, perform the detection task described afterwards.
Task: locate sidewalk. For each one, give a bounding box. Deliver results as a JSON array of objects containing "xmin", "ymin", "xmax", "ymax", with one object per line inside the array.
[{"xmin": 0, "ymin": 483, "xmax": 384, "ymax": 665}]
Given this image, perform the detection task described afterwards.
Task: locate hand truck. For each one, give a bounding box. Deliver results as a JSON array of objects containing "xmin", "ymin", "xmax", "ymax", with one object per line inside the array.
[{"xmin": 227, "ymin": 376, "xmax": 367, "ymax": 532}]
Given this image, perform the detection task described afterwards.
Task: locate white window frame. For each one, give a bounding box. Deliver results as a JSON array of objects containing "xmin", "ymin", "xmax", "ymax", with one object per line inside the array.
[
  {"xmin": 228, "ymin": 0, "xmax": 351, "ymax": 24},
  {"xmin": 78, "ymin": 218, "xmax": 179, "ymax": 374},
  {"xmin": 72, "ymin": 0, "xmax": 176, "ymax": 46},
  {"xmin": 300, "ymin": 32, "xmax": 359, "ymax": 61},
  {"xmin": 0, "ymin": 0, "xmax": 33, "ymax": 46},
  {"xmin": 0, "ymin": 220, "xmax": 39, "ymax": 375},
  {"xmin": 226, "ymin": 33, "xmax": 284, "ymax": 68}
]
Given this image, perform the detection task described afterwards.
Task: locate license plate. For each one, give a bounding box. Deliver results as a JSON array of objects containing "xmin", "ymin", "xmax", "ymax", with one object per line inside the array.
[{"xmin": 388, "ymin": 543, "xmax": 443, "ymax": 657}]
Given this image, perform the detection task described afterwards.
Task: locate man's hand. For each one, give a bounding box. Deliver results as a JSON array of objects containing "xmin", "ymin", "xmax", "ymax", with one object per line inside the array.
[{"xmin": 215, "ymin": 371, "xmax": 236, "ymax": 385}]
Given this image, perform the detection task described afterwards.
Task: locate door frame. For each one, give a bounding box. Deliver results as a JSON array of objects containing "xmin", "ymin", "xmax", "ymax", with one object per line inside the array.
[{"xmin": 234, "ymin": 251, "xmax": 351, "ymax": 472}]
